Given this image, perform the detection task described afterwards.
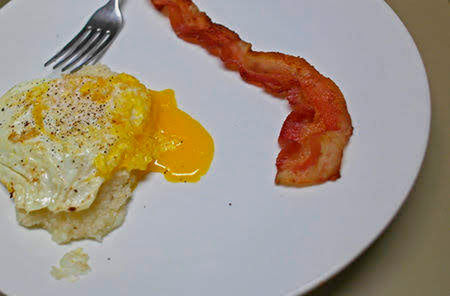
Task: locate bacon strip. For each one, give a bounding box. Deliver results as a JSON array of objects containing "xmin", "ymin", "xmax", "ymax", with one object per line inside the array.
[{"xmin": 151, "ymin": 0, "xmax": 353, "ymax": 186}]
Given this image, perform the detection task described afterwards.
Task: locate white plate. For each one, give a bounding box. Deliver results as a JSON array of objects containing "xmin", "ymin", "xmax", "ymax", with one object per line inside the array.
[{"xmin": 0, "ymin": 0, "xmax": 430, "ymax": 295}]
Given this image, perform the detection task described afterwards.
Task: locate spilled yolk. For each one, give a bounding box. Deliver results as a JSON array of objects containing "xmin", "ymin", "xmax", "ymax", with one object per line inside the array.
[
  {"xmin": 72, "ymin": 74, "xmax": 214, "ymax": 183},
  {"xmin": 148, "ymin": 90, "xmax": 214, "ymax": 183}
]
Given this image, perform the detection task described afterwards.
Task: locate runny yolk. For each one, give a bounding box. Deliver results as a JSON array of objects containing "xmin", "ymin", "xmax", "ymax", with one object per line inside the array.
[{"xmin": 148, "ymin": 89, "xmax": 214, "ymax": 183}]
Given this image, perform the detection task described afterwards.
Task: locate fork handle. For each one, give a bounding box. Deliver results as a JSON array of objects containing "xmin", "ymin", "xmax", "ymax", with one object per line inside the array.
[{"xmin": 107, "ymin": 0, "xmax": 120, "ymax": 9}]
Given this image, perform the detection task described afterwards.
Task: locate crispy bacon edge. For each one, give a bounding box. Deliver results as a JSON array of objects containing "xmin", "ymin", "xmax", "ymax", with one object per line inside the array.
[{"xmin": 151, "ymin": 0, "xmax": 353, "ymax": 186}]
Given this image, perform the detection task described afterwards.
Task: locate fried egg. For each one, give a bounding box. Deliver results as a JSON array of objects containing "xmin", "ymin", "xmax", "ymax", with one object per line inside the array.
[{"xmin": 0, "ymin": 65, "xmax": 213, "ymax": 242}]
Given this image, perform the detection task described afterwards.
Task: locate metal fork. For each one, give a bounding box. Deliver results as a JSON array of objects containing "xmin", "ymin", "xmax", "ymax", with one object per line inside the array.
[{"xmin": 44, "ymin": 0, "xmax": 123, "ymax": 73}]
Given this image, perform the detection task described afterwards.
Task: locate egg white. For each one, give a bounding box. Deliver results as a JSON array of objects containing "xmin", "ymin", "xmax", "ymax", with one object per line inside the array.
[{"xmin": 0, "ymin": 65, "xmax": 151, "ymax": 213}]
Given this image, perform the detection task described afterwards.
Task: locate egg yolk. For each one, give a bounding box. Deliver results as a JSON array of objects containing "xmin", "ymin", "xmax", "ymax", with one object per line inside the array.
[
  {"xmin": 148, "ymin": 90, "xmax": 214, "ymax": 183},
  {"xmin": 84, "ymin": 74, "xmax": 214, "ymax": 182}
]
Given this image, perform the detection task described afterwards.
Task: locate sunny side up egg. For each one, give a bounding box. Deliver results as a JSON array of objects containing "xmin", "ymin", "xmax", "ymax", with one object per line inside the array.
[{"xmin": 0, "ymin": 65, "xmax": 213, "ymax": 218}]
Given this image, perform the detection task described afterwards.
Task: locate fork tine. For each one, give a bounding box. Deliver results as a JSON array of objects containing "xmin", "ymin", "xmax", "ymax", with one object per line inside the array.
[
  {"xmin": 61, "ymin": 31, "xmax": 106, "ymax": 72},
  {"xmin": 53, "ymin": 29, "xmax": 97, "ymax": 69},
  {"xmin": 70, "ymin": 33, "xmax": 114, "ymax": 73},
  {"xmin": 44, "ymin": 27, "xmax": 89, "ymax": 67}
]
